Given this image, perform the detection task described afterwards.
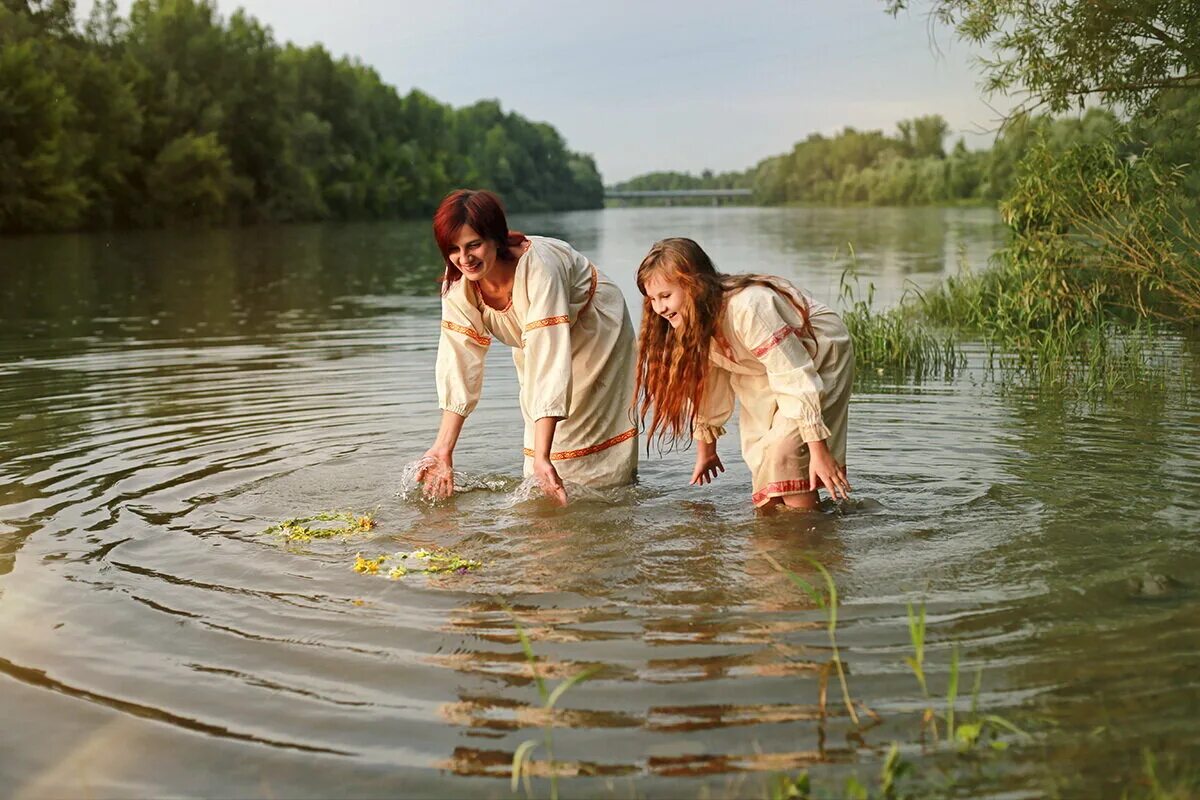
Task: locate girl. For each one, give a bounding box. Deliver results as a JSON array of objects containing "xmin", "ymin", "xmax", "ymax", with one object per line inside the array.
[
  {"xmin": 635, "ymin": 238, "xmax": 853, "ymax": 510},
  {"xmin": 418, "ymin": 190, "xmax": 638, "ymax": 504}
]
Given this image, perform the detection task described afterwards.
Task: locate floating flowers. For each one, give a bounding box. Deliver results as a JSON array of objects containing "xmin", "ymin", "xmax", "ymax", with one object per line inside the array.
[
  {"xmin": 263, "ymin": 511, "xmax": 376, "ymax": 543},
  {"xmin": 353, "ymin": 548, "xmax": 483, "ymax": 579}
]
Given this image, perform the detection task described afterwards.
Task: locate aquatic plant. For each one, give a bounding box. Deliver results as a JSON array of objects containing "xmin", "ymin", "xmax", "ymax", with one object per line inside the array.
[
  {"xmin": 904, "ymin": 600, "xmax": 1029, "ymax": 754},
  {"xmin": 1121, "ymin": 749, "xmax": 1200, "ymax": 800},
  {"xmin": 262, "ymin": 510, "xmax": 376, "ymax": 543},
  {"xmin": 352, "ymin": 548, "xmax": 482, "ymax": 579},
  {"xmin": 505, "ymin": 604, "xmax": 600, "ymax": 800},
  {"xmin": 910, "ymin": 137, "xmax": 1198, "ymax": 399},
  {"xmin": 769, "ymin": 743, "xmax": 914, "ymax": 800},
  {"xmin": 838, "ymin": 254, "xmax": 964, "ymax": 382},
  {"xmin": 762, "ymin": 553, "xmax": 866, "ymax": 727}
]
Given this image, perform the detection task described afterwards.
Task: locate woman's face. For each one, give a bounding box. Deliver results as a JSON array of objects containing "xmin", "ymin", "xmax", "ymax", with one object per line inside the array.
[
  {"xmin": 446, "ymin": 224, "xmax": 500, "ymax": 282},
  {"xmin": 643, "ymin": 273, "xmax": 687, "ymax": 329}
]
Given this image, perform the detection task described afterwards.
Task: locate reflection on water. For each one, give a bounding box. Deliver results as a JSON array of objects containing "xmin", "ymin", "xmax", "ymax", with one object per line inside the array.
[{"xmin": 1, "ymin": 208, "xmax": 1198, "ymax": 798}]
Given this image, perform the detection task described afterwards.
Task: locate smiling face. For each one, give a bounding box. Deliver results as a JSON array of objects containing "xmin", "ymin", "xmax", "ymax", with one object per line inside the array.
[
  {"xmin": 643, "ymin": 272, "xmax": 688, "ymax": 329},
  {"xmin": 445, "ymin": 224, "xmax": 500, "ymax": 282}
]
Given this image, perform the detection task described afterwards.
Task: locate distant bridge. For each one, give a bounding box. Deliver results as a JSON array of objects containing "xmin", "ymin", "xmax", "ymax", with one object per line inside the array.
[{"xmin": 605, "ymin": 188, "xmax": 753, "ymax": 200}]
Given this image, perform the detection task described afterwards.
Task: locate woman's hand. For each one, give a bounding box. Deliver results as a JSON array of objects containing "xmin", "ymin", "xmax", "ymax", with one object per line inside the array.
[
  {"xmin": 691, "ymin": 440, "xmax": 725, "ymax": 485},
  {"xmin": 807, "ymin": 439, "xmax": 850, "ymax": 501},
  {"xmin": 416, "ymin": 448, "xmax": 455, "ymax": 499},
  {"xmin": 533, "ymin": 457, "xmax": 568, "ymax": 506}
]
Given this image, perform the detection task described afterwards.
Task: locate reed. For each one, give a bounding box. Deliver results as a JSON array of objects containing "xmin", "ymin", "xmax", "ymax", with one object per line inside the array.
[
  {"xmin": 911, "ymin": 136, "xmax": 1198, "ymax": 398},
  {"xmin": 1122, "ymin": 749, "xmax": 1200, "ymax": 800},
  {"xmin": 762, "ymin": 553, "xmax": 864, "ymax": 726},
  {"xmin": 504, "ymin": 604, "xmax": 600, "ymax": 800},
  {"xmin": 839, "ymin": 264, "xmax": 964, "ymax": 382},
  {"xmin": 904, "ymin": 599, "xmax": 1029, "ymax": 753}
]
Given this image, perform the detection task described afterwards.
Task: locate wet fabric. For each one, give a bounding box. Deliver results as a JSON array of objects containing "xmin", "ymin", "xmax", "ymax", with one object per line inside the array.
[
  {"xmin": 694, "ymin": 280, "xmax": 853, "ymax": 506},
  {"xmin": 436, "ymin": 236, "xmax": 638, "ymax": 488}
]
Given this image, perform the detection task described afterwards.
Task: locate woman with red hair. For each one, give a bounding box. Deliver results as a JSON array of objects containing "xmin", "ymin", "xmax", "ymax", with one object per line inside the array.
[
  {"xmin": 635, "ymin": 238, "xmax": 854, "ymax": 510},
  {"xmin": 418, "ymin": 189, "xmax": 637, "ymax": 504}
]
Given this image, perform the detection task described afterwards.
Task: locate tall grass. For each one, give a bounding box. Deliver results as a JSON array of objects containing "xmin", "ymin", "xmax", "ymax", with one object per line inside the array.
[
  {"xmin": 504, "ymin": 604, "xmax": 600, "ymax": 800},
  {"xmin": 761, "ymin": 559, "xmax": 1035, "ymax": 799},
  {"xmin": 839, "ymin": 270, "xmax": 964, "ymax": 382},
  {"xmin": 912, "ymin": 135, "xmax": 1197, "ymax": 397},
  {"xmin": 762, "ymin": 552, "xmax": 865, "ymax": 727}
]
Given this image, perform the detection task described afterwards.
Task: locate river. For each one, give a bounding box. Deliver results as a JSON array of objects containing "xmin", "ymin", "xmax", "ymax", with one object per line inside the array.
[{"xmin": 1, "ymin": 206, "xmax": 1197, "ymax": 798}]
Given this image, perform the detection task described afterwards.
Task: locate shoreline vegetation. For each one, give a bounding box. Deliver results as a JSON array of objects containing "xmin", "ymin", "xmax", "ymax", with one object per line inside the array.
[
  {"xmin": 1, "ymin": 0, "xmax": 604, "ymax": 234},
  {"xmin": 3, "ymin": 2, "xmax": 1196, "ymax": 390}
]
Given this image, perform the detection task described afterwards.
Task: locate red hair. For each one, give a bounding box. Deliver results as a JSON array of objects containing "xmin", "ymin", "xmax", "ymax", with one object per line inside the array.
[
  {"xmin": 634, "ymin": 238, "xmax": 817, "ymax": 450},
  {"xmin": 432, "ymin": 189, "xmax": 526, "ymax": 294}
]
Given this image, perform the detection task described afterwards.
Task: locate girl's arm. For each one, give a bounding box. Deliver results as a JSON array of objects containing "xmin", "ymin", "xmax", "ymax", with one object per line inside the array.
[
  {"xmin": 531, "ymin": 416, "xmax": 568, "ymax": 505},
  {"xmin": 418, "ymin": 410, "xmax": 465, "ymax": 498},
  {"xmin": 691, "ymin": 437, "xmax": 725, "ymax": 485},
  {"xmin": 806, "ymin": 437, "xmax": 850, "ymax": 501},
  {"xmin": 693, "ymin": 367, "xmax": 734, "ymax": 444},
  {"xmin": 741, "ymin": 291, "xmax": 849, "ymax": 499}
]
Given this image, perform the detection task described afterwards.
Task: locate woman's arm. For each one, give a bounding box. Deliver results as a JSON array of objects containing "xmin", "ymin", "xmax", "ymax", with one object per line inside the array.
[
  {"xmin": 418, "ymin": 410, "xmax": 466, "ymax": 498},
  {"xmin": 531, "ymin": 415, "xmax": 568, "ymax": 506}
]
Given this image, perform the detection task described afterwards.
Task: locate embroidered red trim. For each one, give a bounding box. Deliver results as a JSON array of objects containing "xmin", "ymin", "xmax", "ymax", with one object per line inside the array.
[
  {"xmin": 522, "ymin": 427, "xmax": 637, "ymax": 461},
  {"xmin": 441, "ymin": 320, "xmax": 491, "ymax": 347},
  {"xmin": 751, "ymin": 325, "xmax": 802, "ymax": 358},
  {"xmin": 751, "ymin": 479, "xmax": 811, "ymax": 506},
  {"xmin": 574, "ymin": 264, "xmax": 599, "ymax": 323},
  {"xmin": 523, "ymin": 315, "xmax": 570, "ymax": 332}
]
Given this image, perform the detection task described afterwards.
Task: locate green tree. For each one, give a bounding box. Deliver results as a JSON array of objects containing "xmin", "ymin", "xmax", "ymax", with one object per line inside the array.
[
  {"xmin": 145, "ymin": 131, "xmax": 235, "ymax": 224},
  {"xmin": 0, "ymin": 10, "xmax": 86, "ymax": 231},
  {"xmin": 885, "ymin": 0, "xmax": 1200, "ymax": 115}
]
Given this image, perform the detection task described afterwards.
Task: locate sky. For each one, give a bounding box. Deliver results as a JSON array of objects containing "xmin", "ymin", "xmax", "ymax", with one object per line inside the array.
[{"xmin": 77, "ymin": 0, "xmax": 1014, "ymax": 183}]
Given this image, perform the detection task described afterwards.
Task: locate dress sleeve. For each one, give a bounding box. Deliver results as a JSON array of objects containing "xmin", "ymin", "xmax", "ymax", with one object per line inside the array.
[
  {"xmin": 520, "ymin": 243, "xmax": 573, "ymax": 420},
  {"xmin": 693, "ymin": 365, "xmax": 734, "ymax": 443},
  {"xmin": 739, "ymin": 291, "xmax": 831, "ymax": 443},
  {"xmin": 435, "ymin": 288, "xmax": 490, "ymax": 417}
]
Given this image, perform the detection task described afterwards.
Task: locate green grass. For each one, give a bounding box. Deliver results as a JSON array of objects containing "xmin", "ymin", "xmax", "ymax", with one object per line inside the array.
[
  {"xmin": 759, "ymin": 559, "xmax": 1036, "ymax": 799},
  {"xmin": 504, "ymin": 603, "xmax": 601, "ymax": 800},
  {"xmin": 839, "ymin": 264, "xmax": 964, "ymax": 383}
]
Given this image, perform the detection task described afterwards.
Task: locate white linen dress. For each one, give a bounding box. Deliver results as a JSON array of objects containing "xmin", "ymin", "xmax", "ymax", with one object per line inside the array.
[
  {"xmin": 436, "ymin": 236, "xmax": 638, "ymax": 487},
  {"xmin": 693, "ymin": 280, "xmax": 853, "ymax": 506}
]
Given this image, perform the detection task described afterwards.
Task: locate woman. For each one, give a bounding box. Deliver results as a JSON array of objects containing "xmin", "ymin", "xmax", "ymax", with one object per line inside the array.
[
  {"xmin": 418, "ymin": 189, "xmax": 637, "ymax": 504},
  {"xmin": 635, "ymin": 237, "xmax": 853, "ymax": 510}
]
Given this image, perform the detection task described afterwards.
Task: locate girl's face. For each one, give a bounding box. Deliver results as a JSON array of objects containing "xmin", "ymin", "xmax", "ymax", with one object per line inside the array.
[
  {"xmin": 643, "ymin": 273, "xmax": 687, "ymax": 329},
  {"xmin": 446, "ymin": 224, "xmax": 500, "ymax": 282}
]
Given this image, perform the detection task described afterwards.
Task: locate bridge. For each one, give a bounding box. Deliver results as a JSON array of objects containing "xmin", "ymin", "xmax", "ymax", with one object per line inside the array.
[
  {"xmin": 604, "ymin": 187, "xmax": 753, "ymax": 205},
  {"xmin": 609, "ymin": 188, "xmax": 748, "ymax": 199}
]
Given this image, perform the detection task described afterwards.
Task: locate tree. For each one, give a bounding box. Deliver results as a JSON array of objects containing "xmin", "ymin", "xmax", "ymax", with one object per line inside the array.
[
  {"xmin": 885, "ymin": 0, "xmax": 1200, "ymax": 115},
  {"xmin": 145, "ymin": 131, "xmax": 236, "ymax": 224},
  {"xmin": 0, "ymin": 14, "xmax": 86, "ymax": 231}
]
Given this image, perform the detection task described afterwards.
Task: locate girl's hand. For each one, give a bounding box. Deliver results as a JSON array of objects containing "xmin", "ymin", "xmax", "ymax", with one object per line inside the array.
[
  {"xmin": 416, "ymin": 448, "xmax": 455, "ymax": 499},
  {"xmin": 533, "ymin": 457, "xmax": 568, "ymax": 506},
  {"xmin": 691, "ymin": 440, "xmax": 725, "ymax": 485},
  {"xmin": 808, "ymin": 439, "xmax": 850, "ymax": 501}
]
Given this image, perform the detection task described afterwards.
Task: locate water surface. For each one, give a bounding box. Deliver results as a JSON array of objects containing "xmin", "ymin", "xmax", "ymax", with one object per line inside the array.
[{"xmin": 1, "ymin": 207, "xmax": 1197, "ymax": 798}]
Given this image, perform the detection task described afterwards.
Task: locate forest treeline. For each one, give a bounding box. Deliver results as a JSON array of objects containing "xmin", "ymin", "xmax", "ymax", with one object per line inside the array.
[
  {"xmin": 0, "ymin": 0, "xmax": 604, "ymax": 234},
  {"xmin": 613, "ymin": 102, "xmax": 1200, "ymax": 209}
]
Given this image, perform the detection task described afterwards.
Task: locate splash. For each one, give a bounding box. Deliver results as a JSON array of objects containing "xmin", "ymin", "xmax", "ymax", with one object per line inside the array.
[
  {"xmin": 353, "ymin": 548, "xmax": 483, "ymax": 579},
  {"xmin": 396, "ymin": 456, "xmax": 517, "ymax": 502},
  {"xmin": 505, "ymin": 476, "xmax": 632, "ymax": 507}
]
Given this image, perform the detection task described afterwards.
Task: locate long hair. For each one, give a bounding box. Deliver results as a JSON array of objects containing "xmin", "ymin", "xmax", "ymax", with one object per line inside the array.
[
  {"xmin": 634, "ymin": 237, "xmax": 817, "ymax": 449},
  {"xmin": 432, "ymin": 189, "xmax": 526, "ymax": 294}
]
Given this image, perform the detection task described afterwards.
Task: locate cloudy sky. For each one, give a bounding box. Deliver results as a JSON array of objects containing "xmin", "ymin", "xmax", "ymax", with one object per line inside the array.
[{"xmin": 79, "ymin": 0, "xmax": 1013, "ymax": 183}]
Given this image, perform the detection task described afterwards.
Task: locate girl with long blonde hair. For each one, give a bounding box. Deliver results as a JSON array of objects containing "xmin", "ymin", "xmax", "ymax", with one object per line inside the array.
[{"xmin": 635, "ymin": 238, "xmax": 853, "ymax": 510}]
